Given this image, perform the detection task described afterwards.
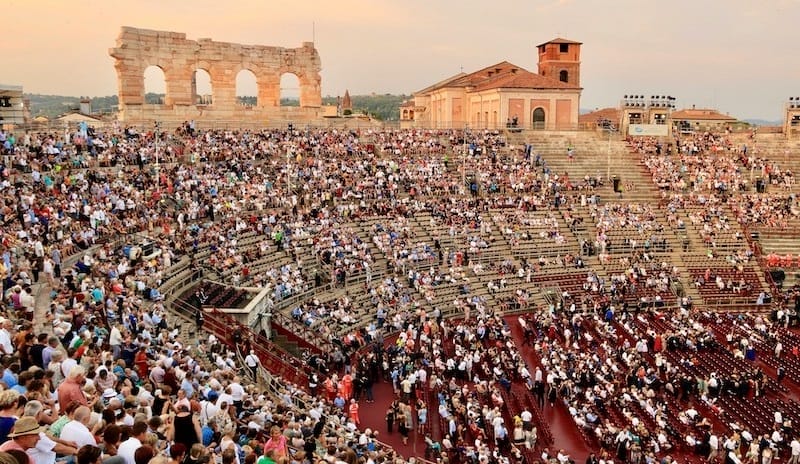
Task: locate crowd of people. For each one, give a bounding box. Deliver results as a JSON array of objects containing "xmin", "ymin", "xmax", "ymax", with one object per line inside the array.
[{"xmin": 0, "ymin": 119, "xmax": 798, "ymax": 464}]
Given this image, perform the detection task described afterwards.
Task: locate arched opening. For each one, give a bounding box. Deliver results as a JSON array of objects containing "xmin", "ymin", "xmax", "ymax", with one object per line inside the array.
[
  {"xmin": 532, "ymin": 107, "xmax": 546, "ymax": 130},
  {"xmin": 402, "ymin": 110, "xmax": 408, "ymax": 119},
  {"xmin": 236, "ymin": 69, "xmax": 258, "ymax": 107},
  {"xmin": 193, "ymin": 69, "xmax": 213, "ymax": 105},
  {"xmin": 409, "ymin": 110, "xmax": 414, "ymax": 120},
  {"xmin": 559, "ymin": 70, "xmax": 569, "ymax": 83},
  {"xmin": 143, "ymin": 65, "xmax": 166, "ymax": 104},
  {"xmin": 280, "ymin": 73, "xmax": 300, "ymax": 107}
]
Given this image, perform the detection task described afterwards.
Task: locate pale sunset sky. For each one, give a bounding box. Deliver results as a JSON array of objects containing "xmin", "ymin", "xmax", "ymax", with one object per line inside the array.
[{"xmin": 2, "ymin": 0, "xmax": 798, "ymax": 120}]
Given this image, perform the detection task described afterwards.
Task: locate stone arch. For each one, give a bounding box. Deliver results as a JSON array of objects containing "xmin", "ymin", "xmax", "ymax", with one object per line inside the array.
[
  {"xmin": 109, "ymin": 27, "xmax": 323, "ymax": 121},
  {"xmin": 143, "ymin": 65, "xmax": 166, "ymax": 104},
  {"xmin": 280, "ymin": 72, "xmax": 300, "ymax": 106},
  {"xmin": 193, "ymin": 68, "xmax": 213, "ymax": 105},
  {"xmin": 532, "ymin": 107, "xmax": 546, "ymax": 129},
  {"xmin": 235, "ymin": 69, "xmax": 258, "ymax": 107}
]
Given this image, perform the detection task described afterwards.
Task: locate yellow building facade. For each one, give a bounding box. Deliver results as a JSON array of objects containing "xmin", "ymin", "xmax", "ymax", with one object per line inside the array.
[{"xmin": 402, "ymin": 39, "xmax": 582, "ymax": 130}]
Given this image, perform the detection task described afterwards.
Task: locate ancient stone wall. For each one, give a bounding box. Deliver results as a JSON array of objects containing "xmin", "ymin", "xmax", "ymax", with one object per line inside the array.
[{"xmin": 109, "ymin": 26, "xmax": 322, "ymax": 123}]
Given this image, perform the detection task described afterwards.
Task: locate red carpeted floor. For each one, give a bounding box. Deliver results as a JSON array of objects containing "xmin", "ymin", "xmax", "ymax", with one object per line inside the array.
[{"xmin": 352, "ymin": 316, "xmax": 595, "ymax": 463}]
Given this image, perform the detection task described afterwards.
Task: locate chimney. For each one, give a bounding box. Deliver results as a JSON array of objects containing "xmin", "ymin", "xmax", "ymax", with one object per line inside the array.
[{"xmin": 80, "ymin": 98, "xmax": 92, "ymax": 115}]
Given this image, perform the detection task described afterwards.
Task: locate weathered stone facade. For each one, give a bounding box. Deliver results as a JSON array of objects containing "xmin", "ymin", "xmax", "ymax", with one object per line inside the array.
[{"xmin": 109, "ymin": 26, "xmax": 322, "ymax": 124}]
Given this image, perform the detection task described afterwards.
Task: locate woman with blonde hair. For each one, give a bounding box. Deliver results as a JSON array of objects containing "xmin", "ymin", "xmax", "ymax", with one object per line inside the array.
[
  {"xmin": 262, "ymin": 425, "xmax": 289, "ymax": 460},
  {"xmin": 219, "ymin": 425, "xmax": 242, "ymax": 464},
  {"xmin": 0, "ymin": 390, "xmax": 20, "ymax": 442}
]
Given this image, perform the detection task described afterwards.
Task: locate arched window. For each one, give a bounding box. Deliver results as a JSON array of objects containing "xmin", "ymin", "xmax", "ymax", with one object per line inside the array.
[
  {"xmin": 559, "ymin": 70, "xmax": 569, "ymax": 83},
  {"xmin": 143, "ymin": 66, "xmax": 166, "ymax": 104},
  {"xmin": 280, "ymin": 73, "xmax": 300, "ymax": 106},
  {"xmin": 532, "ymin": 108, "xmax": 546, "ymax": 130},
  {"xmin": 236, "ymin": 69, "xmax": 258, "ymax": 107},
  {"xmin": 193, "ymin": 69, "xmax": 212, "ymax": 105}
]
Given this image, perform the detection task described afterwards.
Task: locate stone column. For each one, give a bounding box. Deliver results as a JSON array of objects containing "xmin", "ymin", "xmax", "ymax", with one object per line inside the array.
[
  {"xmin": 210, "ymin": 64, "xmax": 237, "ymax": 108},
  {"xmin": 114, "ymin": 60, "xmax": 145, "ymax": 106},
  {"xmin": 299, "ymin": 73, "xmax": 322, "ymax": 108},
  {"xmin": 165, "ymin": 61, "xmax": 194, "ymax": 107},
  {"xmin": 258, "ymin": 74, "xmax": 280, "ymax": 107}
]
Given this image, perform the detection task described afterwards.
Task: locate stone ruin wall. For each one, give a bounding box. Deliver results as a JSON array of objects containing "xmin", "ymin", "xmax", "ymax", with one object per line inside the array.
[{"xmin": 109, "ymin": 26, "xmax": 323, "ymax": 124}]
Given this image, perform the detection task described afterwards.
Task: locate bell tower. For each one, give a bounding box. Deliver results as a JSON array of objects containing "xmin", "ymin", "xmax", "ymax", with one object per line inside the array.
[{"xmin": 537, "ymin": 38, "xmax": 582, "ymax": 87}]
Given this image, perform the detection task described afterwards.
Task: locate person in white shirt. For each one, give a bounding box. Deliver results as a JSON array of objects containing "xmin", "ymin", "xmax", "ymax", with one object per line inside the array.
[
  {"xmin": 228, "ymin": 380, "xmax": 245, "ymax": 410},
  {"xmin": 0, "ymin": 319, "xmax": 14, "ymax": 355},
  {"xmin": 789, "ymin": 438, "xmax": 800, "ymax": 464},
  {"xmin": 118, "ymin": 422, "xmax": 148, "ymax": 464},
  {"xmin": 60, "ymin": 406, "xmax": 96, "ymax": 448},
  {"xmin": 707, "ymin": 433, "xmax": 719, "ymax": 462},
  {"xmin": 244, "ymin": 351, "xmax": 259, "ymax": 378},
  {"xmin": 23, "ymin": 401, "xmax": 78, "ymax": 464}
]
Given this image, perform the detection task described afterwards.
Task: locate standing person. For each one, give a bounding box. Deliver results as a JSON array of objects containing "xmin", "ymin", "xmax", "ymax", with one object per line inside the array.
[
  {"xmin": 417, "ymin": 401, "xmax": 428, "ymax": 435},
  {"xmin": 547, "ymin": 382, "xmax": 557, "ymax": 407},
  {"xmin": 109, "ymin": 324, "xmax": 123, "ymax": 360},
  {"xmin": 348, "ymin": 399, "xmax": 360, "ymax": 426},
  {"xmin": 789, "ymin": 437, "xmax": 800, "ymax": 464},
  {"xmin": 169, "ymin": 405, "xmax": 201, "ymax": 451},
  {"xmin": 244, "ymin": 351, "xmax": 259, "ymax": 379},
  {"xmin": 385, "ymin": 405, "xmax": 396, "ymax": 434},
  {"xmin": 397, "ymin": 409, "xmax": 409, "ymax": 445},
  {"xmin": 51, "ymin": 246, "xmax": 61, "ymax": 280},
  {"xmin": 29, "ymin": 334, "xmax": 47, "ymax": 369}
]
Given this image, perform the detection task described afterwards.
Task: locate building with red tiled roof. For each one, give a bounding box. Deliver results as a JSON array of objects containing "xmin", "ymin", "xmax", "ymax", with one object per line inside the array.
[
  {"xmin": 671, "ymin": 107, "xmax": 740, "ymax": 133},
  {"xmin": 578, "ymin": 108, "xmax": 622, "ymax": 129},
  {"xmin": 403, "ymin": 39, "xmax": 582, "ymax": 130}
]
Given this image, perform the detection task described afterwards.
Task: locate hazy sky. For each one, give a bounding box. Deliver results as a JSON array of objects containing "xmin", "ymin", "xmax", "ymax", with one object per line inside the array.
[{"xmin": 3, "ymin": 0, "xmax": 799, "ymax": 120}]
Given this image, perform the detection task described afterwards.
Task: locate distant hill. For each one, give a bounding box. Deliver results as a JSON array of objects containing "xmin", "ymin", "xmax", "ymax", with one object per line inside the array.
[
  {"xmin": 322, "ymin": 94, "xmax": 410, "ymax": 121},
  {"xmin": 26, "ymin": 93, "xmax": 411, "ymax": 121},
  {"xmin": 743, "ymin": 119, "xmax": 782, "ymax": 127}
]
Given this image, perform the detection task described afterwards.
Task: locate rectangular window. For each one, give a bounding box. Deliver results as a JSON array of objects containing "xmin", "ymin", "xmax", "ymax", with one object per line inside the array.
[{"xmin": 559, "ymin": 43, "xmax": 569, "ymax": 53}]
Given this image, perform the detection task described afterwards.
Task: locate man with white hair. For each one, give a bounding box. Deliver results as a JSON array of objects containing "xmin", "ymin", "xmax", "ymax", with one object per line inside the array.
[
  {"xmin": 22, "ymin": 400, "xmax": 78, "ymax": 464},
  {"xmin": 56, "ymin": 365, "xmax": 87, "ymax": 406}
]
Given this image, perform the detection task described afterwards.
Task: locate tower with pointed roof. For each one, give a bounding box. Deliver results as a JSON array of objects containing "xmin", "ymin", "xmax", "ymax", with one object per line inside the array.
[
  {"xmin": 342, "ymin": 90, "xmax": 352, "ymax": 112},
  {"xmin": 537, "ymin": 38, "xmax": 582, "ymax": 88}
]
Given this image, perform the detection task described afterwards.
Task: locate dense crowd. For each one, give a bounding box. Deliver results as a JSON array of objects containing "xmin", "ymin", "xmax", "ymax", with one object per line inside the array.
[{"xmin": 0, "ymin": 120, "xmax": 798, "ymax": 464}]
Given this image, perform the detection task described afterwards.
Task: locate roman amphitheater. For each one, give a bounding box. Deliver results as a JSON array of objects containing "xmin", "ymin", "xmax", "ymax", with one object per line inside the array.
[{"xmin": 3, "ymin": 26, "xmax": 800, "ymax": 464}]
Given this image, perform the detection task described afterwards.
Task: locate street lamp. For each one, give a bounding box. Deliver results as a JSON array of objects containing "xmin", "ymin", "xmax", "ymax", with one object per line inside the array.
[
  {"xmin": 286, "ymin": 149, "xmax": 292, "ymax": 194},
  {"xmin": 462, "ymin": 125, "xmax": 468, "ymax": 192},
  {"xmin": 154, "ymin": 121, "xmax": 161, "ymax": 199},
  {"xmin": 606, "ymin": 127, "xmax": 613, "ymax": 182}
]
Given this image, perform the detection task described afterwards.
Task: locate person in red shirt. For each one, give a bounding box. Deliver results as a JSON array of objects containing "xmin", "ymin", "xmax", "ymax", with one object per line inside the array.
[
  {"xmin": 348, "ymin": 399, "xmax": 360, "ymax": 426},
  {"xmin": 57, "ymin": 366, "xmax": 88, "ymax": 407},
  {"xmin": 135, "ymin": 347, "xmax": 150, "ymax": 379}
]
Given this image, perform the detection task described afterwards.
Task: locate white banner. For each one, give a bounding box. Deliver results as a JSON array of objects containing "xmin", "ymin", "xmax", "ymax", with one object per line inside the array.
[{"xmin": 628, "ymin": 124, "xmax": 669, "ymax": 136}]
